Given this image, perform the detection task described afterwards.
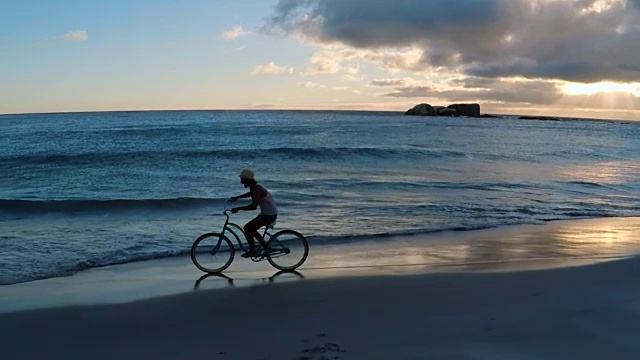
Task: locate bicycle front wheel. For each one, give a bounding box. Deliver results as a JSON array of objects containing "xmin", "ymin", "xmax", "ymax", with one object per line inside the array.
[
  {"xmin": 266, "ymin": 230, "xmax": 309, "ymax": 271},
  {"xmin": 191, "ymin": 232, "xmax": 235, "ymax": 273}
]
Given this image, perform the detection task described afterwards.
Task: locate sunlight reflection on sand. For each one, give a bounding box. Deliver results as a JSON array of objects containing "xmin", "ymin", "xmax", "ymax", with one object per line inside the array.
[{"xmin": 307, "ymin": 217, "xmax": 640, "ymax": 271}]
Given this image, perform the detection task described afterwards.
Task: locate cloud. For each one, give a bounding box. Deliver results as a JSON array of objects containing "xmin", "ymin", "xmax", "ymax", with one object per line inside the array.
[
  {"xmin": 299, "ymin": 81, "xmax": 326, "ymax": 88},
  {"xmin": 370, "ymin": 78, "xmax": 421, "ymax": 87},
  {"xmin": 379, "ymin": 77, "xmax": 561, "ymax": 105},
  {"xmin": 267, "ymin": 0, "xmax": 640, "ymax": 83},
  {"xmin": 301, "ymin": 50, "xmax": 367, "ymax": 81},
  {"xmin": 368, "ymin": 73, "xmax": 640, "ymax": 111},
  {"xmin": 62, "ymin": 30, "xmax": 88, "ymax": 41},
  {"xmin": 342, "ymin": 74, "xmax": 363, "ymax": 82},
  {"xmin": 341, "ymin": 65, "xmax": 362, "ymax": 81},
  {"xmin": 301, "ymin": 47, "xmax": 426, "ymax": 77},
  {"xmin": 243, "ymin": 103, "xmax": 278, "ymax": 109},
  {"xmin": 219, "ymin": 26, "xmax": 248, "ymax": 40},
  {"xmin": 250, "ymin": 62, "xmax": 294, "ymax": 75},
  {"xmin": 626, "ymin": 0, "xmax": 640, "ymax": 8},
  {"xmin": 343, "ymin": 66, "xmax": 359, "ymax": 75},
  {"xmin": 303, "ymin": 50, "xmax": 343, "ymax": 74}
]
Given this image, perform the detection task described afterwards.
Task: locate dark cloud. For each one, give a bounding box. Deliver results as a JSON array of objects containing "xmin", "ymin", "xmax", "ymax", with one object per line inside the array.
[
  {"xmin": 382, "ymin": 80, "xmax": 560, "ymax": 105},
  {"xmin": 451, "ymin": 77, "xmax": 499, "ymax": 89},
  {"xmin": 314, "ymin": 0, "xmax": 507, "ymax": 49},
  {"xmin": 268, "ymin": 0, "xmax": 313, "ymax": 29},
  {"xmin": 383, "ymin": 86, "xmax": 434, "ymax": 98},
  {"xmin": 268, "ymin": 0, "xmax": 512, "ymax": 56},
  {"xmin": 269, "ymin": 0, "xmax": 640, "ymax": 83}
]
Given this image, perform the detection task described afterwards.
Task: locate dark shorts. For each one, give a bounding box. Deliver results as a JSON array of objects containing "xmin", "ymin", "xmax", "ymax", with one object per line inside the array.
[{"xmin": 258, "ymin": 214, "xmax": 277, "ymax": 224}]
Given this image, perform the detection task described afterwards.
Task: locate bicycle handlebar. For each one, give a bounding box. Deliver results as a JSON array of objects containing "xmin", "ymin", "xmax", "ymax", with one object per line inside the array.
[{"xmin": 223, "ymin": 199, "xmax": 234, "ymax": 215}]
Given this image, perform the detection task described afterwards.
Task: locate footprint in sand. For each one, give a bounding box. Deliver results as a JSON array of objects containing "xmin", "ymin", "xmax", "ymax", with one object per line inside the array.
[{"xmin": 300, "ymin": 341, "xmax": 346, "ymax": 359}]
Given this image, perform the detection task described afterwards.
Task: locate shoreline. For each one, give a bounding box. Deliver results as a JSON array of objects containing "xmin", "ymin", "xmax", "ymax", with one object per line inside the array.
[{"xmin": 2, "ymin": 216, "xmax": 640, "ymax": 313}]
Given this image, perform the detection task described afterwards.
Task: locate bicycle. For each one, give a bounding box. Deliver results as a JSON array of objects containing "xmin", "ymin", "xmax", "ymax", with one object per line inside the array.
[{"xmin": 190, "ymin": 201, "xmax": 309, "ymax": 273}]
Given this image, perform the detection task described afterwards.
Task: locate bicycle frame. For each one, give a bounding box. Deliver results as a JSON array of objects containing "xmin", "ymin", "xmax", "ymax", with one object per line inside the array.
[{"xmin": 219, "ymin": 202, "xmax": 273, "ymax": 254}]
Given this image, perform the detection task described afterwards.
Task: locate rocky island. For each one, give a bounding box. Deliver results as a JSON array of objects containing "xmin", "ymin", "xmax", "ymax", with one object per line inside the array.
[
  {"xmin": 404, "ymin": 103, "xmax": 580, "ymax": 121},
  {"xmin": 405, "ymin": 103, "xmax": 485, "ymax": 117}
]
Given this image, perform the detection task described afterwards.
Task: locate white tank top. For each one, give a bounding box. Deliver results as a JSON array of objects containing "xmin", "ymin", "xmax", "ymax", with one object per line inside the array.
[{"xmin": 256, "ymin": 185, "xmax": 277, "ymax": 216}]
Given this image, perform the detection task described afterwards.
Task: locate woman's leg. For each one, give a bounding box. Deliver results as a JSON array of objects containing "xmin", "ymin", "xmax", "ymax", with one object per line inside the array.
[{"xmin": 243, "ymin": 215, "xmax": 266, "ymax": 254}]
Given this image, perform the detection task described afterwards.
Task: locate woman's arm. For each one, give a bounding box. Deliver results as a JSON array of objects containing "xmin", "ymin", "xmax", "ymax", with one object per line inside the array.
[
  {"xmin": 230, "ymin": 192, "xmax": 251, "ymax": 202},
  {"xmin": 231, "ymin": 188, "xmax": 259, "ymax": 212}
]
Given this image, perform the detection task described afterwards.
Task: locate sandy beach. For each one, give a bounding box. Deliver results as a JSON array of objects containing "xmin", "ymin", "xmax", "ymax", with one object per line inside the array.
[
  {"xmin": 5, "ymin": 1, "xmax": 640, "ymax": 358},
  {"xmin": 2, "ymin": 217, "xmax": 640, "ymax": 359}
]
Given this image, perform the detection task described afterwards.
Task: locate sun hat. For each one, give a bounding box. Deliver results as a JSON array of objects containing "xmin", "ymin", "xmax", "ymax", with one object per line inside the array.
[{"xmin": 239, "ymin": 168, "xmax": 255, "ymax": 181}]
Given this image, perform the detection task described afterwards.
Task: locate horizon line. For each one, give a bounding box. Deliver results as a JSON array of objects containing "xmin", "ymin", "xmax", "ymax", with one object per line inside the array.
[{"xmin": 0, "ymin": 108, "xmax": 636, "ymax": 123}]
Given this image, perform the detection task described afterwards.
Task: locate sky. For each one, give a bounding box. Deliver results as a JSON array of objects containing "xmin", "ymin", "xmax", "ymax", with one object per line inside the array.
[{"xmin": 2, "ymin": 0, "xmax": 640, "ymax": 120}]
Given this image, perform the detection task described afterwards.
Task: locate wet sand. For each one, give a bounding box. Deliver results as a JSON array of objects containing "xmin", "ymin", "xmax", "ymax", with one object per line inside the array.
[{"xmin": 2, "ymin": 217, "xmax": 640, "ymax": 359}]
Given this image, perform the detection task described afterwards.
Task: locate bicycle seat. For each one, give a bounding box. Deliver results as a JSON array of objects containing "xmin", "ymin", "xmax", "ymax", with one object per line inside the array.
[{"xmin": 266, "ymin": 221, "xmax": 276, "ymax": 229}]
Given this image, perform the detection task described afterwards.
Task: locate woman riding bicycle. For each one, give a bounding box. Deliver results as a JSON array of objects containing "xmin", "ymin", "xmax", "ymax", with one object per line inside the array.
[{"xmin": 229, "ymin": 169, "xmax": 278, "ymax": 258}]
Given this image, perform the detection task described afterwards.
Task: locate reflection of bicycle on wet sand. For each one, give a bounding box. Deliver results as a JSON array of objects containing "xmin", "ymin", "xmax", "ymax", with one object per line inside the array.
[
  {"xmin": 193, "ymin": 270, "xmax": 305, "ymax": 290},
  {"xmin": 191, "ymin": 201, "xmax": 309, "ymax": 273}
]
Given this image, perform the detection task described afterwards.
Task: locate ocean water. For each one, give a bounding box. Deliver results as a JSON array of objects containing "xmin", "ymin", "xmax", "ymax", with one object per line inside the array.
[{"xmin": 1, "ymin": 110, "xmax": 640, "ymax": 284}]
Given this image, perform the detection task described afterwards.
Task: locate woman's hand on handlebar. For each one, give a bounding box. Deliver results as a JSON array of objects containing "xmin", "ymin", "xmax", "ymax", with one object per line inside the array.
[{"xmin": 231, "ymin": 208, "xmax": 239, "ymax": 214}]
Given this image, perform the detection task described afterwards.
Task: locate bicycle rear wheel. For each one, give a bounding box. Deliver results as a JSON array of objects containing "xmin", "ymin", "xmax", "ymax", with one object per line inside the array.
[
  {"xmin": 191, "ymin": 232, "xmax": 234, "ymax": 273},
  {"xmin": 266, "ymin": 230, "xmax": 309, "ymax": 271}
]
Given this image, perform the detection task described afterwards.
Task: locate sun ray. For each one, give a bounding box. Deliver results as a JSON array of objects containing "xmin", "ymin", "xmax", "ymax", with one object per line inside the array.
[{"xmin": 561, "ymin": 81, "xmax": 640, "ymax": 96}]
